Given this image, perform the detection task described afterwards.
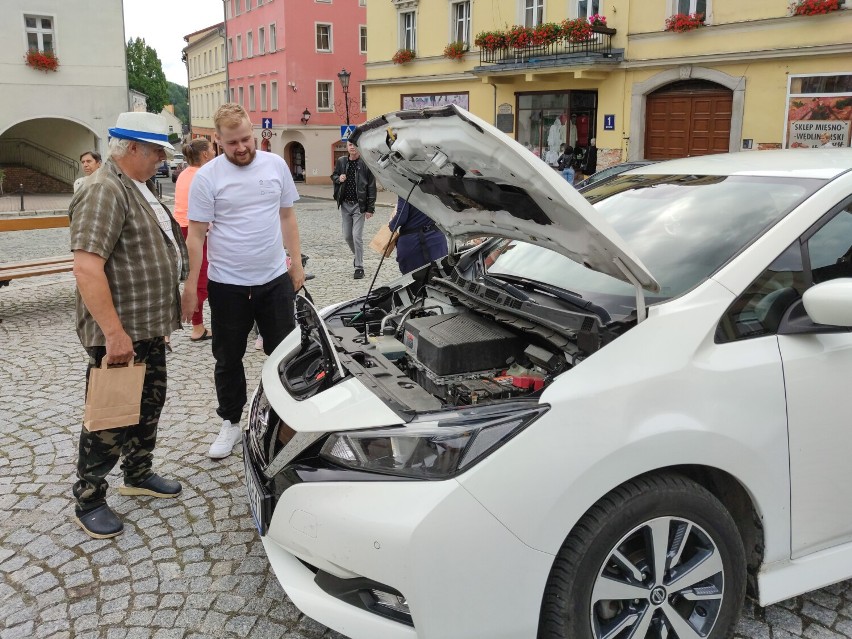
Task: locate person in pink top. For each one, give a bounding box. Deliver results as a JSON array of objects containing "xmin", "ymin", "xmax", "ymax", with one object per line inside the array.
[{"xmin": 174, "ymin": 139, "xmax": 214, "ymax": 341}]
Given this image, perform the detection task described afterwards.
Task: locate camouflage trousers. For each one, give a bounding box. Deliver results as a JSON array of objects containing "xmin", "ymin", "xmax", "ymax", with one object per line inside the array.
[{"xmin": 73, "ymin": 337, "xmax": 167, "ymax": 514}]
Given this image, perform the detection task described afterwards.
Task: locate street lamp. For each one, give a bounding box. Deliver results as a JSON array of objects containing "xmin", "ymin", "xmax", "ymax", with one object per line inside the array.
[
  {"xmin": 301, "ymin": 108, "xmax": 311, "ymax": 125},
  {"xmin": 337, "ymin": 68, "xmax": 351, "ymax": 126}
]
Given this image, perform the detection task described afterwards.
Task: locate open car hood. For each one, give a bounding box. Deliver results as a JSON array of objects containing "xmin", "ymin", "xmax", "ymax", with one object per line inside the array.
[{"xmin": 351, "ymin": 105, "xmax": 659, "ymax": 292}]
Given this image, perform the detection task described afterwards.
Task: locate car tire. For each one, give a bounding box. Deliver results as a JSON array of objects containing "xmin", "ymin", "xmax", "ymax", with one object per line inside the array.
[{"xmin": 538, "ymin": 473, "xmax": 746, "ymax": 639}]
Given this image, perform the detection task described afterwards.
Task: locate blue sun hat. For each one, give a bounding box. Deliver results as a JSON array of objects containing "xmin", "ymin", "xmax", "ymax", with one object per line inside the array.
[{"xmin": 108, "ymin": 112, "xmax": 176, "ymax": 154}]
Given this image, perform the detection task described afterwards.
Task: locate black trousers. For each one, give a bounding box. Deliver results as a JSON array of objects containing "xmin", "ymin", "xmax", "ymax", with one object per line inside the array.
[
  {"xmin": 74, "ymin": 337, "xmax": 166, "ymax": 514},
  {"xmin": 207, "ymin": 272, "xmax": 295, "ymax": 424}
]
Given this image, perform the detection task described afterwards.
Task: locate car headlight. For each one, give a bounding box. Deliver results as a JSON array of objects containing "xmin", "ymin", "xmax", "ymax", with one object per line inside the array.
[{"xmin": 319, "ymin": 402, "xmax": 549, "ymax": 479}]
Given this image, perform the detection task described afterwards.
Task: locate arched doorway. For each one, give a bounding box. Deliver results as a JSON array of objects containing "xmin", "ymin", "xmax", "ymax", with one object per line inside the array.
[
  {"xmin": 644, "ymin": 80, "xmax": 733, "ymax": 160},
  {"xmin": 285, "ymin": 142, "xmax": 305, "ymax": 182},
  {"xmin": 261, "ymin": 138, "xmax": 270, "ymax": 152}
]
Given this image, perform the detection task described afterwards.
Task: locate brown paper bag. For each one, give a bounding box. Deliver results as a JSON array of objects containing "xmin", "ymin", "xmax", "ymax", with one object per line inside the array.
[
  {"xmin": 368, "ymin": 225, "xmax": 399, "ymax": 257},
  {"xmin": 83, "ymin": 360, "xmax": 146, "ymax": 431}
]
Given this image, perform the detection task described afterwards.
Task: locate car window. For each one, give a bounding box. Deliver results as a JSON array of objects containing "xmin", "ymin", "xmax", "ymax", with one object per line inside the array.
[
  {"xmin": 717, "ymin": 202, "xmax": 852, "ymax": 342},
  {"xmin": 486, "ymin": 175, "xmax": 821, "ymax": 316}
]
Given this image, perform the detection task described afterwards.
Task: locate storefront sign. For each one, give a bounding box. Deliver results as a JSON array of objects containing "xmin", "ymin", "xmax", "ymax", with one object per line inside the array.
[
  {"xmin": 784, "ymin": 75, "xmax": 852, "ymax": 149},
  {"xmin": 401, "ymin": 93, "xmax": 469, "ymax": 110},
  {"xmin": 788, "ymin": 120, "xmax": 850, "ymax": 148}
]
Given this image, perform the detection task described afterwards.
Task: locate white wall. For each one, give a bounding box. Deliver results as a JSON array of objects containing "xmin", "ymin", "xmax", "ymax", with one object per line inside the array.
[{"xmin": 0, "ymin": 0, "xmax": 128, "ymax": 160}]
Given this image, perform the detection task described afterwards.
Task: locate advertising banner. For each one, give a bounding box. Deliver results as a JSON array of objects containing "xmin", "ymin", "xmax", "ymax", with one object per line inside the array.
[{"xmin": 785, "ymin": 95, "xmax": 852, "ymax": 148}]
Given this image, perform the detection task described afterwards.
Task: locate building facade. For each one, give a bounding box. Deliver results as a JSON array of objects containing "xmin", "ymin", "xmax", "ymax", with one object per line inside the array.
[
  {"xmin": 0, "ymin": 0, "xmax": 128, "ymax": 192},
  {"xmin": 184, "ymin": 23, "xmax": 227, "ymax": 150},
  {"xmin": 366, "ymin": 0, "xmax": 852, "ymax": 171},
  {"xmin": 225, "ymin": 0, "xmax": 367, "ymax": 184}
]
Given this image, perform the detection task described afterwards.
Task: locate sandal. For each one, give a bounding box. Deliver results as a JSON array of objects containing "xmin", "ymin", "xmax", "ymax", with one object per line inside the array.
[{"xmin": 190, "ymin": 328, "xmax": 212, "ymax": 342}]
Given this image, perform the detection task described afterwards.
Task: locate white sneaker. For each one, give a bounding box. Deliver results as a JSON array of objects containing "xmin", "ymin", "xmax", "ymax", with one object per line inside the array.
[
  {"xmin": 254, "ymin": 336, "xmax": 263, "ymax": 351},
  {"xmin": 208, "ymin": 419, "xmax": 242, "ymax": 459}
]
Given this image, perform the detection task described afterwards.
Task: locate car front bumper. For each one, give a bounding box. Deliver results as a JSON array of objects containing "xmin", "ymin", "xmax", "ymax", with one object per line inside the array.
[{"xmin": 258, "ymin": 476, "xmax": 555, "ymax": 639}]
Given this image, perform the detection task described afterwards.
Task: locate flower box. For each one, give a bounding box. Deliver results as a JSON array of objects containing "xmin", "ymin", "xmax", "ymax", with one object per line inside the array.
[
  {"xmin": 790, "ymin": 0, "xmax": 844, "ymax": 15},
  {"xmin": 664, "ymin": 12, "xmax": 706, "ymax": 32},
  {"xmin": 591, "ymin": 25, "xmax": 617, "ymax": 35},
  {"xmin": 443, "ymin": 41, "xmax": 469, "ymax": 60},
  {"xmin": 25, "ymin": 49, "xmax": 59, "ymax": 72},
  {"xmin": 392, "ymin": 48, "xmax": 416, "ymax": 64}
]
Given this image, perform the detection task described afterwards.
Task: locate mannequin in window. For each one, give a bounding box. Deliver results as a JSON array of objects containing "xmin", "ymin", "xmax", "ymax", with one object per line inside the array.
[
  {"xmin": 547, "ymin": 118, "xmax": 563, "ymax": 165},
  {"xmin": 568, "ymin": 114, "xmax": 578, "ymax": 148}
]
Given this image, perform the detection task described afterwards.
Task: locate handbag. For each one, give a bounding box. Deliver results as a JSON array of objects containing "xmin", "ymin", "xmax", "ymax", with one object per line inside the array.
[
  {"xmin": 83, "ymin": 360, "xmax": 146, "ymax": 431},
  {"xmin": 369, "ymin": 224, "xmax": 400, "ymax": 257}
]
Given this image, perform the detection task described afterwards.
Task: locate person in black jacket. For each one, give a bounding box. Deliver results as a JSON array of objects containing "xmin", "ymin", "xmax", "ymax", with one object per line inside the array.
[
  {"xmin": 389, "ymin": 197, "xmax": 448, "ymax": 275},
  {"xmin": 580, "ymin": 138, "xmax": 598, "ymax": 179},
  {"xmin": 331, "ymin": 141, "xmax": 377, "ymax": 279}
]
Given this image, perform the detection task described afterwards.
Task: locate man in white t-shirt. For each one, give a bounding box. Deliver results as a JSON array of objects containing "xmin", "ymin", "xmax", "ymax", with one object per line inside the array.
[{"xmin": 182, "ymin": 103, "xmax": 305, "ymax": 459}]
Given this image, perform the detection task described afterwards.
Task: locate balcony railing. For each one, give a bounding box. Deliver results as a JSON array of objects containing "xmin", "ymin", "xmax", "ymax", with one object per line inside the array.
[{"xmin": 479, "ymin": 29, "xmax": 615, "ymax": 65}]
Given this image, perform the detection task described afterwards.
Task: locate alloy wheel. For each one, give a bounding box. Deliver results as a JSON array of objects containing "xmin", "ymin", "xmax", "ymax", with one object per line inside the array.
[{"xmin": 590, "ymin": 516, "xmax": 724, "ymax": 639}]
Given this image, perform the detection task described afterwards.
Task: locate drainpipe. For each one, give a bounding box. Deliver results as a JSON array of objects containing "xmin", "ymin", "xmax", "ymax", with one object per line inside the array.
[{"xmin": 488, "ymin": 81, "xmax": 497, "ymax": 126}]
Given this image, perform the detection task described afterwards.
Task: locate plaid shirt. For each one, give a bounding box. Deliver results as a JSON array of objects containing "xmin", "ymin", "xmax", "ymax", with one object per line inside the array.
[{"xmin": 69, "ymin": 159, "xmax": 189, "ymax": 347}]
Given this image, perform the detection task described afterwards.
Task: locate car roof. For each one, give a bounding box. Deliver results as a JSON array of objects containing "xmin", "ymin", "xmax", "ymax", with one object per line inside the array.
[{"xmin": 631, "ymin": 149, "xmax": 852, "ymax": 179}]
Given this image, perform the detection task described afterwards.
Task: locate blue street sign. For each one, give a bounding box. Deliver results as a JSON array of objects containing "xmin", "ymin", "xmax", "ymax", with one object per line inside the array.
[
  {"xmin": 341, "ymin": 125, "xmax": 356, "ymax": 140},
  {"xmin": 604, "ymin": 114, "xmax": 615, "ymax": 131},
  {"xmin": 262, "ymin": 118, "xmax": 273, "ymax": 129}
]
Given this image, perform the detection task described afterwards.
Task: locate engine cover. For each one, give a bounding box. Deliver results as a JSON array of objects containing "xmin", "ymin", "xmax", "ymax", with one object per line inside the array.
[{"xmin": 402, "ymin": 312, "xmax": 525, "ymax": 376}]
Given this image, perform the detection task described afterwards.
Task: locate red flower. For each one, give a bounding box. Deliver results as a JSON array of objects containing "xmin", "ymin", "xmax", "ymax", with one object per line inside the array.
[
  {"xmin": 664, "ymin": 12, "xmax": 706, "ymax": 32},
  {"xmin": 507, "ymin": 25, "xmax": 534, "ymax": 49},
  {"xmin": 561, "ymin": 18, "xmax": 593, "ymax": 42},
  {"xmin": 25, "ymin": 49, "xmax": 59, "ymax": 72},
  {"xmin": 443, "ymin": 41, "xmax": 468, "ymax": 60},
  {"xmin": 392, "ymin": 48, "xmax": 416, "ymax": 64},
  {"xmin": 791, "ymin": 0, "xmax": 842, "ymax": 15}
]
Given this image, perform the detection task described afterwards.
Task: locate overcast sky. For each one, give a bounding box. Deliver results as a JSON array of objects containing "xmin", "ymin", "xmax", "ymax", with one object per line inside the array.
[{"xmin": 123, "ymin": 0, "xmax": 224, "ymax": 86}]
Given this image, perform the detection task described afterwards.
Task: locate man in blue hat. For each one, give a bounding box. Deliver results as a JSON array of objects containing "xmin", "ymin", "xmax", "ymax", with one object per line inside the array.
[{"xmin": 69, "ymin": 111, "xmax": 189, "ymax": 538}]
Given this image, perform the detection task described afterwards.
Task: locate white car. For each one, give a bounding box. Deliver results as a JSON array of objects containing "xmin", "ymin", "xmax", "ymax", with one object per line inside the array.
[
  {"xmin": 243, "ymin": 105, "xmax": 852, "ymax": 639},
  {"xmin": 168, "ymin": 153, "xmax": 185, "ymax": 171}
]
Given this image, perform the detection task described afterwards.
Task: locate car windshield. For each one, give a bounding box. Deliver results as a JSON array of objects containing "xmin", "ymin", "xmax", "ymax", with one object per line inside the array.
[{"xmin": 485, "ymin": 174, "xmax": 824, "ymax": 316}]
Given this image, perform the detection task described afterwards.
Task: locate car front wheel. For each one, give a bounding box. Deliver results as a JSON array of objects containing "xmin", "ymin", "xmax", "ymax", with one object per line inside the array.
[{"xmin": 539, "ymin": 473, "xmax": 746, "ymax": 639}]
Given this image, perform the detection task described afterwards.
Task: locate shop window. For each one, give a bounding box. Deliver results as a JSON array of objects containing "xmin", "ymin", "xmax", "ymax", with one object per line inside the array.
[{"xmin": 516, "ymin": 91, "xmax": 597, "ymax": 167}]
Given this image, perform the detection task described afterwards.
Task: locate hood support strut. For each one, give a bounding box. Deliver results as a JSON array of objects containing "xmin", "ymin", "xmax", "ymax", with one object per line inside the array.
[{"xmin": 614, "ymin": 257, "xmax": 647, "ymax": 323}]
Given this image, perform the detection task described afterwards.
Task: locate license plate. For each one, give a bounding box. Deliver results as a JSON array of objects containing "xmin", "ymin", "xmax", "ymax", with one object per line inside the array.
[{"xmin": 243, "ymin": 436, "xmax": 271, "ymax": 535}]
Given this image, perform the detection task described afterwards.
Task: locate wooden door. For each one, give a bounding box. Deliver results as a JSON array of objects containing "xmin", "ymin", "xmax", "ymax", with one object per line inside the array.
[{"xmin": 645, "ymin": 90, "xmax": 732, "ymax": 160}]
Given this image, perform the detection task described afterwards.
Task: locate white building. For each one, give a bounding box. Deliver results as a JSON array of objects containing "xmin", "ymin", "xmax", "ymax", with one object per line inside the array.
[
  {"xmin": 0, "ymin": 1, "xmax": 128, "ymax": 191},
  {"xmin": 160, "ymin": 106, "xmax": 185, "ymax": 141}
]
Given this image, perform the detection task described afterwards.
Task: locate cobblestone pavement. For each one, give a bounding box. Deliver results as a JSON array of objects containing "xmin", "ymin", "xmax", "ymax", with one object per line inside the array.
[{"xmin": 4, "ymin": 200, "xmax": 852, "ymax": 639}]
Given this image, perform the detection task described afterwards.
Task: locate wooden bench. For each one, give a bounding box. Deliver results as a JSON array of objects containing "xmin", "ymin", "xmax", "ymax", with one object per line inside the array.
[{"xmin": 0, "ymin": 215, "xmax": 72, "ymax": 285}]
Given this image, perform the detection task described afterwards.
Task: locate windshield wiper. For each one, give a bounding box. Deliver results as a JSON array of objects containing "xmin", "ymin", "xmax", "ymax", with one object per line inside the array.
[
  {"xmin": 480, "ymin": 272, "xmax": 532, "ymax": 302},
  {"xmin": 488, "ymin": 273, "xmax": 611, "ymax": 323}
]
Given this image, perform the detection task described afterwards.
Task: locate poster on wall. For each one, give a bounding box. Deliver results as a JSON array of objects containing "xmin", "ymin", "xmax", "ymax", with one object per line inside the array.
[
  {"xmin": 784, "ymin": 82, "xmax": 852, "ymax": 149},
  {"xmin": 401, "ymin": 93, "xmax": 469, "ymax": 110}
]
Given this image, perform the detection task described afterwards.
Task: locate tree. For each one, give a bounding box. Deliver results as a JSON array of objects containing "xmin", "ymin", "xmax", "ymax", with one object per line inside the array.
[
  {"xmin": 126, "ymin": 37, "xmax": 169, "ymax": 114},
  {"xmin": 167, "ymin": 82, "xmax": 189, "ymax": 126}
]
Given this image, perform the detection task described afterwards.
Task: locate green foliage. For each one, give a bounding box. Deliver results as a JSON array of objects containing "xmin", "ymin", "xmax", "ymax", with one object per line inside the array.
[
  {"xmin": 167, "ymin": 82, "xmax": 189, "ymax": 126},
  {"xmin": 126, "ymin": 37, "xmax": 169, "ymax": 113},
  {"xmin": 168, "ymin": 133, "xmax": 181, "ymax": 144}
]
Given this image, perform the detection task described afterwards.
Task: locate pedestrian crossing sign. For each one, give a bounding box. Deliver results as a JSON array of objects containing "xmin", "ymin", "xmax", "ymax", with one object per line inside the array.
[{"xmin": 341, "ymin": 125, "xmax": 356, "ymax": 141}]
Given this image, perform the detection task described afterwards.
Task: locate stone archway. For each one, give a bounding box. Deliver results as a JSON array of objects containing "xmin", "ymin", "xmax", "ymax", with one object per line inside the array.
[
  {"xmin": 0, "ymin": 116, "xmax": 102, "ymax": 192},
  {"xmin": 284, "ymin": 141, "xmax": 305, "ymax": 182},
  {"xmin": 629, "ymin": 66, "xmax": 745, "ymax": 161}
]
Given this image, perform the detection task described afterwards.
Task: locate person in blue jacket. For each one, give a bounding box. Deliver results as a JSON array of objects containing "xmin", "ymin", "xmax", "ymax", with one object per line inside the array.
[{"xmin": 389, "ymin": 197, "xmax": 448, "ymax": 274}]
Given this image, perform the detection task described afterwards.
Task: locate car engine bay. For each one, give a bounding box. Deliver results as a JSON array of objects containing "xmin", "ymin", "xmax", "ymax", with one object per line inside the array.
[{"xmin": 279, "ymin": 249, "xmax": 633, "ymax": 416}]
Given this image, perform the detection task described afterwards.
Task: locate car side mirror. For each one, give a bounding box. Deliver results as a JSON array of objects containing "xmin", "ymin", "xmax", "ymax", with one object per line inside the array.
[{"xmin": 802, "ymin": 279, "xmax": 852, "ymax": 327}]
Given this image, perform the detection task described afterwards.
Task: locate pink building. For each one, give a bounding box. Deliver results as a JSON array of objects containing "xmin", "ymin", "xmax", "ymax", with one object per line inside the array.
[{"xmin": 225, "ymin": 0, "xmax": 367, "ymax": 184}]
